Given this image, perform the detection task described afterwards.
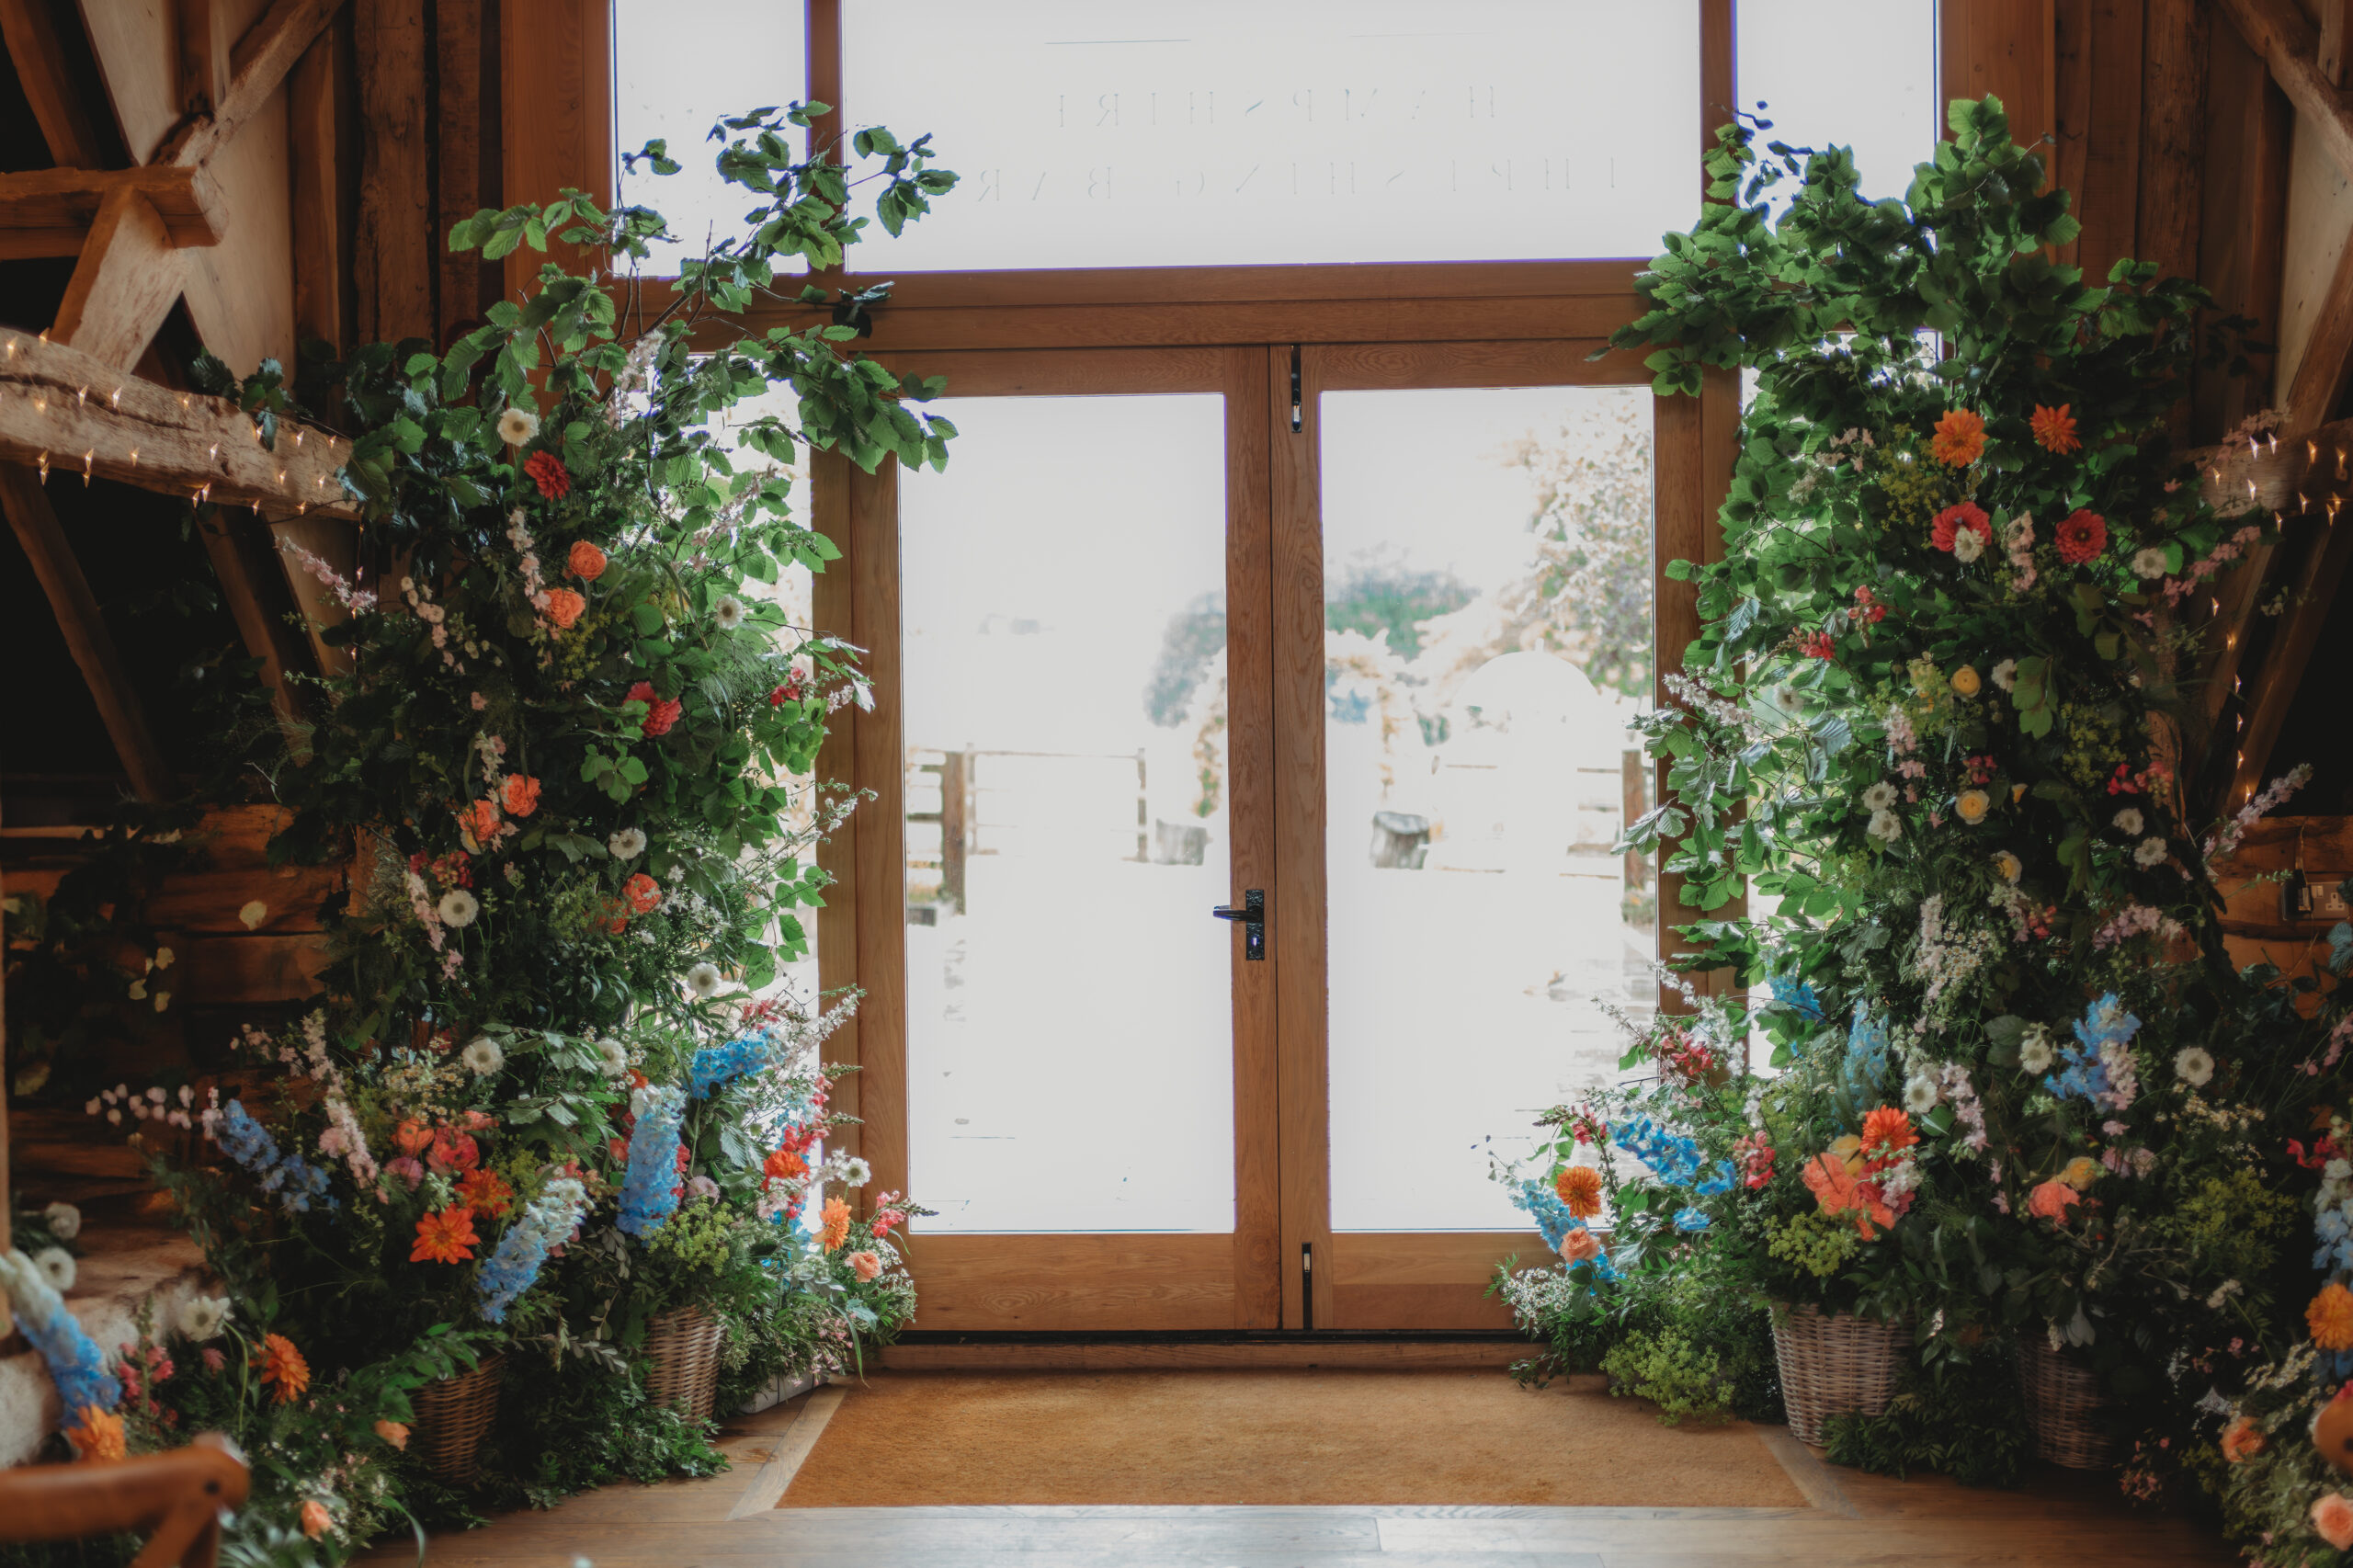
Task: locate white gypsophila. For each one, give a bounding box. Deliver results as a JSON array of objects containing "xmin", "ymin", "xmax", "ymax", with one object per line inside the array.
[
  {"xmin": 2131, "ymin": 546, "xmax": 2169, "ymax": 579},
  {"xmin": 713, "ymin": 596, "xmax": 746, "ymax": 631},
  {"xmin": 2135, "ymin": 836, "xmax": 2169, "ymax": 868},
  {"xmin": 2113, "ymin": 806, "xmax": 2144, "ymax": 835},
  {"xmin": 1861, "ymin": 780, "xmax": 1898, "ymax": 812},
  {"xmin": 1951, "ymin": 526, "xmax": 1985, "ymax": 563},
  {"xmin": 460, "ymin": 1035, "xmax": 505, "ymax": 1075},
  {"xmin": 1992, "ymin": 658, "xmax": 2018, "ymax": 692},
  {"xmin": 608, "ymin": 827, "xmax": 647, "ymax": 859},
  {"xmin": 33, "ymin": 1247, "xmax": 74, "ymax": 1293},
  {"xmin": 1867, "ymin": 809, "xmax": 1903, "ymax": 843},
  {"xmin": 686, "ymin": 962, "xmax": 722, "ymax": 998},
  {"xmin": 2175, "ymin": 1046, "xmax": 2216, "ymax": 1087},
  {"xmin": 597, "ymin": 1037, "xmax": 630, "ymax": 1077},
  {"xmin": 1903, "ymin": 1072, "xmax": 1941, "ymax": 1113},
  {"xmin": 438, "ymin": 889, "xmax": 480, "ymax": 928},
  {"xmin": 42, "ymin": 1202, "xmax": 80, "ymax": 1241},
  {"xmin": 496, "ymin": 405, "xmax": 540, "ymax": 446},
  {"xmin": 176, "ymin": 1293, "xmax": 232, "ymax": 1341},
  {"xmin": 2019, "ymin": 1026, "xmax": 2056, "ymax": 1074}
]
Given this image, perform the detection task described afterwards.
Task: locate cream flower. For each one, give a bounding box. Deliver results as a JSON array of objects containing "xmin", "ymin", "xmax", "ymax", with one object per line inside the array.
[
  {"xmin": 686, "ymin": 961, "xmax": 723, "ymax": 998},
  {"xmin": 33, "ymin": 1247, "xmax": 75, "ymax": 1292},
  {"xmin": 713, "ymin": 596, "xmax": 745, "ymax": 631},
  {"xmin": 438, "ymin": 889, "xmax": 480, "ymax": 928},
  {"xmin": 2131, "ymin": 546, "xmax": 2168, "ymax": 579},
  {"xmin": 1955, "ymin": 789, "xmax": 1991, "ymax": 824},
  {"xmin": 1991, "ymin": 658, "xmax": 2018, "ymax": 692},
  {"xmin": 1867, "ymin": 809, "xmax": 1903, "ymax": 843},
  {"xmin": 497, "ymin": 405, "xmax": 540, "ymax": 446},
  {"xmin": 177, "ymin": 1294, "xmax": 232, "ymax": 1341},
  {"xmin": 1903, "ymin": 1072, "xmax": 1940, "ymax": 1113},
  {"xmin": 596, "ymin": 1038, "xmax": 631, "ymax": 1078},
  {"xmin": 42, "ymin": 1202, "xmax": 80, "ymax": 1241},
  {"xmin": 1993, "ymin": 850, "xmax": 2022, "ymax": 884},
  {"xmin": 608, "ymin": 827, "xmax": 648, "ymax": 859},
  {"xmin": 2018, "ymin": 1027, "xmax": 2055, "ymax": 1074},
  {"xmin": 2112, "ymin": 807, "xmax": 2143, "ymax": 835},
  {"xmin": 239, "ymin": 900, "xmax": 269, "ymax": 929},
  {"xmin": 2134, "ymin": 836, "xmax": 2169, "ymax": 868},
  {"xmin": 1951, "ymin": 527, "xmax": 1985, "ymax": 563},
  {"xmin": 1861, "ymin": 781, "xmax": 1898, "ymax": 812},
  {"xmin": 2174, "ymin": 1046, "xmax": 2215, "ymax": 1087},
  {"xmin": 460, "ymin": 1036, "xmax": 505, "ymax": 1075}
]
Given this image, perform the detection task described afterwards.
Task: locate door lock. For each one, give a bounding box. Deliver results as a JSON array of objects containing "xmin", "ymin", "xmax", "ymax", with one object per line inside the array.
[{"xmin": 1211, "ymin": 888, "xmax": 1267, "ymax": 960}]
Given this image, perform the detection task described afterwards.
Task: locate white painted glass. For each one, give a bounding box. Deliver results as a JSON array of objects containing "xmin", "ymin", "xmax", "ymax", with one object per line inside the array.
[
  {"xmin": 841, "ymin": 1, "xmax": 1702, "ymax": 269},
  {"xmin": 1735, "ymin": 1, "xmax": 1938, "ymax": 214},
  {"xmin": 614, "ymin": 1, "xmax": 808, "ymax": 276},
  {"xmin": 902, "ymin": 395, "xmax": 1234, "ymax": 1232},
  {"xmin": 1321, "ymin": 387, "xmax": 1656, "ymax": 1232}
]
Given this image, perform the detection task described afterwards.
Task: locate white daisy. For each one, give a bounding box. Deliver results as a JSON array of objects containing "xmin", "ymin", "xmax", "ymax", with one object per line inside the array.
[
  {"xmin": 460, "ymin": 1035, "xmax": 505, "ymax": 1075},
  {"xmin": 438, "ymin": 889, "xmax": 480, "ymax": 927},
  {"xmin": 33, "ymin": 1247, "xmax": 75, "ymax": 1293},
  {"xmin": 1902, "ymin": 1072, "xmax": 1940, "ymax": 1113},
  {"xmin": 713, "ymin": 595, "xmax": 746, "ymax": 631},
  {"xmin": 596, "ymin": 1038, "xmax": 631, "ymax": 1078},
  {"xmin": 686, "ymin": 961, "xmax": 723, "ymax": 998},
  {"xmin": 2112, "ymin": 807, "xmax": 2144, "ymax": 835},
  {"xmin": 2018, "ymin": 1028, "xmax": 2055, "ymax": 1074},
  {"xmin": 42, "ymin": 1202, "xmax": 80, "ymax": 1241},
  {"xmin": 841, "ymin": 1156, "xmax": 873, "ymax": 1187},
  {"xmin": 1951, "ymin": 527, "xmax": 1985, "ymax": 563},
  {"xmin": 2134, "ymin": 836, "xmax": 2169, "ymax": 868},
  {"xmin": 1991, "ymin": 658, "xmax": 2018, "ymax": 692},
  {"xmin": 239, "ymin": 900, "xmax": 269, "ymax": 929},
  {"xmin": 608, "ymin": 827, "xmax": 648, "ymax": 860},
  {"xmin": 1861, "ymin": 781, "xmax": 1898, "ymax": 812},
  {"xmin": 497, "ymin": 405, "xmax": 540, "ymax": 446},
  {"xmin": 1867, "ymin": 809, "xmax": 1903, "ymax": 844},
  {"xmin": 2131, "ymin": 546, "xmax": 2168, "ymax": 579},
  {"xmin": 176, "ymin": 1294, "xmax": 232, "ymax": 1342},
  {"xmin": 2174, "ymin": 1046, "xmax": 2214, "ymax": 1087}
]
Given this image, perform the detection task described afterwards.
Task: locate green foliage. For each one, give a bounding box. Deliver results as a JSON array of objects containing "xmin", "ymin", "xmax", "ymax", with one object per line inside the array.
[
  {"xmin": 1822, "ymin": 1346, "xmax": 2029, "ymax": 1487},
  {"xmin": 1600, "ymin": 1328, "xmax": 1740, "ymax": 1426},
  {"xmin": 1323, "ymin": 557, "xmax": 1472, "ymax": 661}
]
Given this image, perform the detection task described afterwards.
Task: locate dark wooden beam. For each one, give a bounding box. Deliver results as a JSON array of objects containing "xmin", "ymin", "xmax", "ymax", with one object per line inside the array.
[
  {"xmin": 2231, "ymin": 520, "xmax": 2353, "ymax": 806},
  {"xmin": 154, "ymin": 0, "xmax": 345, "ymax": 170},
  {"xmin": 0, "ymin": 0, "xmax": 112, "ymax": 167},
  {"xmin": 2212, "ymin": 0, "xmax": 2353, "ymax": 184},
  {"xmin": 0, "ymin": 164, "xmax": 229, "ymax": 256},
  {"xmin": 353, "ymin": 0, "xmax": 433, "ymax": 343},
  {"xmin": 2139, "ymin": 0, "xmax": 2209, "ymax": 282}
]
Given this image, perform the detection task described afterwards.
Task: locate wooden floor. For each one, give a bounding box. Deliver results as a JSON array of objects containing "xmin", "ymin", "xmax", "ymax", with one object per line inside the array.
[{"xmin": 357, "ymin": 1386, "xmax": 2237, "ymax": 1567}]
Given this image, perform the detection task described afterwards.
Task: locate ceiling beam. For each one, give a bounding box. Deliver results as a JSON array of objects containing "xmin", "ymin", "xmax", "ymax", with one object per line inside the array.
[
  {"xmin": 2211, "ymin": 0, "xmax": 2353, "ymax": 186},
  {"xmin": 51, "ymin": 185, "xmax": 187, "ymax": 372},
  {"xmin": 155, "ymin": 0, "xmax": 344, "ymax": 171},
  {"xmin": 0, "ymin": 164, "xmax": 230, "ymax": 257}
]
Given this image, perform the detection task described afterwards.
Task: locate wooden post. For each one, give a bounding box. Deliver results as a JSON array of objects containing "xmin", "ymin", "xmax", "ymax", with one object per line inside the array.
[
  {"xmin": 288, "ymin": 28, "xmax": 347, "ymax": 353},
  {"xmin": 436, "ymin": 0, "xmax": 487, "ymax": 344},
  {"xmin": 354, "ymin": 0, "xmax": 435, "ymax": 343},
  {"xmin": 2140, "ymin": 0, "xmax": 2209, "ymax": 283}
]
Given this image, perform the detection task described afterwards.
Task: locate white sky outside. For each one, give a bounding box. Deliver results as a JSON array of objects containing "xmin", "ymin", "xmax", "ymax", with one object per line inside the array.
[{"xmin": 1736, "ymin": 1, "xmax": 1939, "ymax": 216}]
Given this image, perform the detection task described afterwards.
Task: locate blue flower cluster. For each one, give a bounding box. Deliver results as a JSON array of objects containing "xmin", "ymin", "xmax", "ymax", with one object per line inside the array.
[
  {"xmin": 688, "ymin": 1031, "xmax": 772, "ymax": 1099},
  {"xmin": 2316, "ymin": 1205, "xmax": 2353, "ymax": 1275},
  {"xmin": 0, "ymin": 1249, "xmax": 118, "ymax": 1420},
  {"xmin": 1844, "ymin": 1007, "xmax": 1892, "ymax": 1097},
  {"xmin": 1672, "ymin": 1207, "xmax": 1713, "ymax": 1233},
  {"xmin": 1769, "ymin": 975, "xmax": 1825, "ymax": 1021},
  {"xmin": 477, "ymin": 1178, "xmax": 589, "ymax": 1323},
  {"xmin": 1613, "ymin": 1117, "xmax": 1736, "ymax": 1197},
  {"xmin": 618, "ymin": 1086, "xmax": 687, "ymax": 1238},
  {"xmin": 217, "ymin": 1098, "xmax": 334, "ymax": 1214},
  {"xmin": 2045, "ymin": 993, "xmax": 2141, "ymax": 1104},
  {"xmin": 1508, "ymin": 1182, "xmax": 1619, "ymax": 1280}
]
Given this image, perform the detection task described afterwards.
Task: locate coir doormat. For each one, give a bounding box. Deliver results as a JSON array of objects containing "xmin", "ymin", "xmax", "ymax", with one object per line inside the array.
[{"xmin": 776, "ymin": 1369, "xmax": 1807, "ymax": 1508}]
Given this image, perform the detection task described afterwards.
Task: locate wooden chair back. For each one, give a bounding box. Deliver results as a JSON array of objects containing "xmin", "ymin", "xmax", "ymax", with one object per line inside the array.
[{"xmin": 0, "ymin": 1437, "xmax": 250, "ymax": 1567}]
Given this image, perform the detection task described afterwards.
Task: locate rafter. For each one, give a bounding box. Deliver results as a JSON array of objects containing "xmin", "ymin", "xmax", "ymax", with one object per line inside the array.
[
  {"xmin": 0, "ymin": 164, "xmax": 229, "ymax": 259},
  {"xmin": 155, "ymin": 0, "xmax": 344, "ymax": 171},
  {"xmin": 2213, "ymin": 0, "xmax": 2353, "ymax": 186},
  {"xmin": 0, "ymin": 0, "xmax": 111, "ymax": 168}
]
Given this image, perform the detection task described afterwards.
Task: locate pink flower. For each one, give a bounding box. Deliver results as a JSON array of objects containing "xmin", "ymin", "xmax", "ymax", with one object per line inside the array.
[
  {"xmin": 847, "ymin": 1250, "xmax": 882, "ymax": 1282},
  {"xmin": 385, "ymin": 1155, "xmax": 425, "ymax": 1190},
  {"xmin": 2313, "ymin": 1493, "xmax": 2353, "ymax": 1551},
  {"xmin": 1559, "ymin": 1228, "xmax": 1603, "ymax": 1264},
  {"xmin": 201, "ymin": 1347, "xmax": 226, "ymax": 1373}
]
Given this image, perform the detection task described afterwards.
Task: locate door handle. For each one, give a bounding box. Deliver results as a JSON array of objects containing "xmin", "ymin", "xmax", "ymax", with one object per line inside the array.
[{"xmin": 1212, "ymin": 888, "xmax": 1267, "ymax": 961}]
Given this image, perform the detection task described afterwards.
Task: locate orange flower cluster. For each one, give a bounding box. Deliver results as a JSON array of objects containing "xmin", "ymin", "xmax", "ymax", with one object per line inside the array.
[
  {"xmin": 256, "ymin": 1333, "xmax": 311, "ymax": 1404},
  {"xmin": 2029, "ymin": 403, "xmax": 2081, "ymax": 453},
  {"xmin": 1552, "ymin": 1165, "xmax": 1605, "ymax": 1220},
  {"xmin": 1928, "ymin": 408, "xmax": 1985, "ymax": 466},
  {"xmin": 1802, "ymin": 1152, "xmax": 1894, "ymax": 1239},
  {"xmin": 65, "ymin": 1405, "xmax": 126, "ymax": 1461},
  {"xmin": 819, "ymin": 1197, "xmax": 852, "ymax": 1251}
]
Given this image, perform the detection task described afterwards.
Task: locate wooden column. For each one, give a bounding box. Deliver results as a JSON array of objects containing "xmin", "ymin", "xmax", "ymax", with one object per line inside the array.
[
  {"xmin": 355, "ymin": 0, "xmax": 434, "ymax": 343},
  {"xmin": 499, "ymin": 0, "xmax": 613, "ymax": 301},
  {"xmin": 436, "ymin": 0, "xmax": 487, "ymax": 342},
  {"xmin": 2139, "ymin": 0, "xmax": 2209, "ymax": 282}
]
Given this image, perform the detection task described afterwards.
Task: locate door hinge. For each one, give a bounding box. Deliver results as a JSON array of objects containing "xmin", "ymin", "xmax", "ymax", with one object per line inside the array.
[{"xmin": 1288, "ymin": 344, "xmax": 1303, "ymax": 433}]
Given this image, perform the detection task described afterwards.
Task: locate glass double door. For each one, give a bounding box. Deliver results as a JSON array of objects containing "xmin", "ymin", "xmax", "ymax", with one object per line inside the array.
[{"xmin": 865, "ymin": 344, "xmax": 1658, "ymax": 1331}]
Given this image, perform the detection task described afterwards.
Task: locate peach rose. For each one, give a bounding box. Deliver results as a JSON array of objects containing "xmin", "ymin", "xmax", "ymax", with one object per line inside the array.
[
  {"xmin": 543, "ymin": 587, "xmax": 585, "ymax": 630},
  {"xmin": 567, "ymin": 540, "xmax": 608, "ymax": 580},
  {"xmin": 374, "ymin": 1419, "xmax": 409, "ymax": 1450},
  {"xmin": 2220, "ymin": 1415, "xmax": 2263, "ymax": 1463},
  {"xmin": 500, "ymin": 774, "xmax": 542, "ymax": 818},
  {"xmin": 1559, "ymin": 1227, "xmax": 1603, "ymax": 1264},
  {"xmin": 301, "ymin": 1500, "xmax": 332, "ymax": 1540},
  {"xmin": 2313, "ymin": 1493, "xmax": 2353, "ymax": 1551},
  {"xmin": 847, "ymin": 1250, "xmax": 882, "ymax": 1282},
  {"xmin": 2027, "ymin": 1177, "xmax": 2081, "ymax": 1221}
]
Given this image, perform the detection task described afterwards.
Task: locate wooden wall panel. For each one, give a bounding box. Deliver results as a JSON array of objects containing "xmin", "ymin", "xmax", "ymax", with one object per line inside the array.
[
  {"xmin": 354, "ymin": 0, "xmax": 432, "ymax": 343},
  {"xmin": 499, "ymin": 0, "xmax": 611, "ymax": 302},
  {"xmin": 2140, "ymin": 0, "xmax": 2210, "ymax": 279},
  {"xmin": 1945, "ymin": 0, "xmax": 2061, "ymax": 151},
  {"xmin": 76, "ymin": 0, "xmax": 180, "ymax": 164}
]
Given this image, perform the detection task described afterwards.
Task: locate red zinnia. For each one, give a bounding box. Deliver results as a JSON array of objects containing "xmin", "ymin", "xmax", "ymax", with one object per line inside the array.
[
  {"xmin": 624, "ymin": 680, "xmax": 682, "ymax": 738},
  {"xmin": 525, "ymin": 450, "xmax": 571, "ymax": 500},
  {"xmin": 1930, "ymin": 502, "xmax": 1993, "ymax": 554},
  {"xmin": 2054, "ymin": 508, "xmax": 2107, "ymax": 563}
]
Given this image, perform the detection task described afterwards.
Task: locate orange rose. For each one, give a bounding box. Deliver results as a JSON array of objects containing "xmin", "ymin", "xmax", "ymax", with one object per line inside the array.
[
  {"xmin": 301, "ymin": 1500, "xmax": 333, "ymax": 1540},
  {"xmin": 374, "ymin": 1419, "xmax": 410, "ymax": 1450},
  {"xmin": 543, "ymin": 587, "xmax": 585, "ymax": 630},
  {"xmin": 1559, "ymin": 1227, "xmax": 1603, "ymax": 1264},
  {"xmin": 847, "ymin": 1250, "xmax": 882, "ymax": 1281},
  {"xmin": 499, "ymin": 774, "xmax": 542, "ymax": 818},
  {"xmin": 567, "ymin": 540, "xmax": 608, "ymax": 580},
  {"xmin": 457, "ymin": 798, "xmax": 501, "ymax": 846},
  {"xmin": 2314, "ymin": 1493, "xmax": 2353, "ymax": 1551},
  {"xmin": 2220, "ymin": 1415, "xmax": 2264, "ymax": 1462}
]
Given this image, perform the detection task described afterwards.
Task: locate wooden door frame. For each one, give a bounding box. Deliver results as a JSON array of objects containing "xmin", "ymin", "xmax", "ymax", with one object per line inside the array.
[{"xmin": 821, "ymin": 346, "xmax": 1282, "ymax": 1330}]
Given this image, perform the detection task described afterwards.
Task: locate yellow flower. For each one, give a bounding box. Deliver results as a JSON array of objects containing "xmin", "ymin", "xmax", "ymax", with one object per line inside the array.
[
  {"xmin": 2060, "ymin": 1155, "xmax": 2103, "ymax": 1190},
  {"xmin": 2311, "ymin": 1283, "xmax": 2353, "ymax": 1351},
  {"xmin": 1949, "ymin": 665, "xmax": 1982, "ymax": 699},
  {"xmin": 1993, "ymin": 851, "xmax": 2022, "ymax": 883},
  {"xmin": 1828, "ymin": 1133, "xmax": 1864, "ymax": 1177},
  {"xmin": 1955, "ymin": 790, "xmax": 1991, "ymax": 824},
  {"xmin": 65, "ymin": 1405, "xmax": 125, "ymax": 1462},
  {"xmin": 2011, "ymin": 782, "xmax": 2029, "ymax": 803}
]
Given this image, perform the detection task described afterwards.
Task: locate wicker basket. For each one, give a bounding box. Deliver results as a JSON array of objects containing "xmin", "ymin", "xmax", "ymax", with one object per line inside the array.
[
  {"xmin": 1769, "ymin": 1303, "xmax": 1911, "ymax": 1445},
  {"xmin": 645, "ymin": 1305, "xmax": 726, "ymax": 1421},
  {"xmin": 2018, "ymin": 1337, "xmax": 2116, "ymax": 1469},
  {"xmin": 412, "ymin": 1354, "xmax": 503, "ymax": 1483}
]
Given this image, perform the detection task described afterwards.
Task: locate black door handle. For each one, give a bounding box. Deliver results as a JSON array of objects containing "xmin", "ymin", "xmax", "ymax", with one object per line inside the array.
[{"xmin": 1212, "ymin": 888, "xmax": 1267, "ymax": 960}]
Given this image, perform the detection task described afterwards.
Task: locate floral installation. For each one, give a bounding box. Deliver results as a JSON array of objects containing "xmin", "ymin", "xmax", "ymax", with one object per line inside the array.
[
  {"xmin": 16, "ymin": 97, "xmax": 955, "ymax": 1561},
  {"xmin": 1492, "ymin": 97, "xmax": 2353, "ymax": 1524}
]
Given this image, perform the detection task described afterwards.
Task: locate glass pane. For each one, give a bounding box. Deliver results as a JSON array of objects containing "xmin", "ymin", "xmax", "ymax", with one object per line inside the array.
[
  {"xmin": 841, "ymin": 0, "xmax": 1701, "ymax": 269},
  {"xmin": 1736, "ymin": 1, "xmax": 1938, "ymax": 212},
  {"xmin": 614, "ymin": 1, "xmax": 807, "ymax": 276},
  {"xmin": 1321, "ymin": 387, "xmax": 1655, "ymax": 1232},
  {"xmin": 902, "ymin": 395, "xmax": 1234, "ymax": 1232}
]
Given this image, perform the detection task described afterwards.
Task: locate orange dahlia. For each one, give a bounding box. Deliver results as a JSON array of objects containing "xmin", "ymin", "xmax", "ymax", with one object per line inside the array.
[
  {"xmin": 1928, "ymin": 408, "xmax": 1986, "ymax": 466},
  {"xmin": 458, "ymin": 1168, "xmax": 514, "ymax": 1218},
  {"xmin": 256, "ymin": 1333, "xmax": 312, "ymax": 1404},
  {"xmin": 2311, "ymin": 1283, "xmax": 2353, "ymax": 1351},
  {"xmin": 410, "ymin": 1206, "xmax": 480, "ymax": 1266},
  {"xmin": 2029, "ymin": 403, "xmax": 2081, "ymax": 454},
  {"xmin": 1553, "ymin": 1165, "xmax": 1605, "ymax": 1220},
  {"xmin": 65, "ymin": 1404, "xmax": 126, "ymax": 1461},
  {"xmin": 1858, "ymin": 1107, "xmax": 1917, "ymax": 1165},
  {"xmin": 764, "ymin": 1148, "xmax": 809, "ymax": 1183},
  {"xmin": 819, "ymin": 1197, "xmax": 852, "ymax": 1252}
]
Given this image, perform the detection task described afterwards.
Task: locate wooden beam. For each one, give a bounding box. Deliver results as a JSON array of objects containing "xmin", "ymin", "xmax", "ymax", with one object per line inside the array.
[
  {"xmin": 2212, "ymin": 0, "xmax": 2353, "ymax": 187},
  {"xmin": 0, "ymin": 464, "xmax": 176, "ymax": 801},
  {"xmin": 2231, "ymin": 519, "xmax": 2353, "ymax": 804},
  {"xmin": 2325, "ymin": 0, "xmax": 2349, "ymax": 85},
  {"xmin": 51, "ymin": 187, "xmax": 184, "ymax": 371},
  {"xmin": 177, "ymin": 0, "xmax": 231, "ymax": 117},
  {"xmin": 436, "ymin": 0, "xmax": 484, "ymax": 344},
  {"xmin": 0, "ymin": 165, "xmax": 230, "ymax": 256},
  {"xmin": 287, "ymin": 28, "xmax": 344, "ymax": 351},
  {"xmin": 2286, "ymin": 231, "xmax": 2353, "ymax": 432},
  {"xmin": 195, "ymin": 506, "xmax": 312, "ymax": 740},
  {"xmin": 353, "ymin": 0, "xmax": 434, "ymax": 343},
  {"xmin": 0, "ymin": 0, "xmax": 112, "ymax": 167},
  {"xmin": 2139, "ymin": 0, "xmax": 2209, "ymax": 281},
  {"xmin": 0, "ymin": 327, "xmax": 357, "ymax": 515},
  {"xmin": 155, "ymin": 0, "xmax": 345, "ymax": 170}
]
